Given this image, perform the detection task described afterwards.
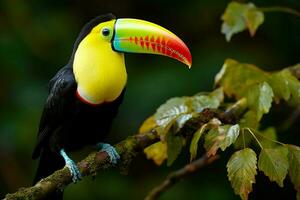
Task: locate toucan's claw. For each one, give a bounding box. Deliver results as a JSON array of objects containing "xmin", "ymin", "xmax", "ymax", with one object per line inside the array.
[
  {"xmin": 97, "ymin": 143, "xmax": 120, "ymax": 165},
  {"xmin": 60, "ymin": 149, "xmax": 82, "ymax": 183},
  {"xmin": 66, "ymin": 159, "xmax": 82, "ymax": 182}
]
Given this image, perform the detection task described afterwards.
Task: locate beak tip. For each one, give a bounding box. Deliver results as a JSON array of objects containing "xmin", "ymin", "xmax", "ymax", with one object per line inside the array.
[{"xmin": 186, "ymin": 62, "xmax": 192, "ymax": 69}]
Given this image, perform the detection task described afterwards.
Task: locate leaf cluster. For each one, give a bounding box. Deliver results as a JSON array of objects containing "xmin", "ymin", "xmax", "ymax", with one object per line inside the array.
[{"xmin": 139, "ymin": 59, "xmax": 300, "ymax": 199}]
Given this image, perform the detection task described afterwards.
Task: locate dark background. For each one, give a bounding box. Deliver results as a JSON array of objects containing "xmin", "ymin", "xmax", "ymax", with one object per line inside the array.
[{"xmin": 1, "ymin": 0, "xmax": 300, "ymax": 199}]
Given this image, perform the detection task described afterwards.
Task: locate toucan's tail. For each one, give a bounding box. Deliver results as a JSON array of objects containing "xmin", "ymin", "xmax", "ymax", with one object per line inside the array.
[{"xmin": 33, "ymin": 147, "xmax": 65, "ymax": 200}]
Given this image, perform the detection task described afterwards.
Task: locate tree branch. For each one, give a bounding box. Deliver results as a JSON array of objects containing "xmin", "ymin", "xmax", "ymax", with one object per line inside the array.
[
  {"xmin": 4, "ymin": 99, "xmax": 247, "ymax": 200},
  {"xmin": 4, "ymin": 132, "xmax": 159, "ymax": 200},
  {"xmin": 145, "ymin": 154, "xmax": 219, "ymax": 200}
]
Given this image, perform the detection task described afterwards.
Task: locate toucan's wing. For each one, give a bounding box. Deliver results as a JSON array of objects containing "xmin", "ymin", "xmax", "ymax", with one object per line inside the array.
[{"xmin": 32, "ymin": 66, "xmax": 77, "ymax": 159}]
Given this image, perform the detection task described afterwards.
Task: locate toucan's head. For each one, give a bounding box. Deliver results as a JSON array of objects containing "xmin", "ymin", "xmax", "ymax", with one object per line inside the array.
[{"xmin": 73, "ymin": 14, "xmax": 192, "ymax": 105}]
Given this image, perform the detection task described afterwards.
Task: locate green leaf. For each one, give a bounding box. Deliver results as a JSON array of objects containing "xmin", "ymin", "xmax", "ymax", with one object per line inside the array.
[
  {"xmin": 190, "ymin": 124, "xmax": 208, "ymax": 162},
  {"xmin": 191, "ymin": 87, "xmax": 224, "ymax": 112},
  {"xmin": 144, "ymin": 141, "xmax": 167, "ymax": 166},
  {"xmin": 268, "ymin": 69, "xmax": 300, "ymax": 104},
  {"xmin": 219, "ymin": 124, "xmax": 240, "ymax": 151},
  {"xmin": 174, "ymin": 113, "xmax": 194, "ymax": 132},
  {"xmin": 287, "ymin": 145, "xmax": 300, "ymax": 191},
  {"xmin": 215, "ymin": 59, "xmax": 268, "ymax": 99},
  {"xmin": 190, "ymin": 118, "xmax": 222, "ymax": 161},
  {"xmin": 154, "ymin": 97, "xmax": 190, "ymax": 136},
  {"xmin": 167, "ymin": 134, "xmax": 184, "ymax": 166},
  {"xmin": 204, "ymin": 124, "xmax": 240, "ymax": 156},
  {"xmin": 258, "ymin": 147, "xmax": 289, "ymax": 187},
  {"xmin": 244, "ymin": 7, "xmax": 264, "ymax": 36},
  {"xmin": 246, "ymin": 82, "xmax": 274, "ymax": 120},
  {"xmin": 221, "ymin": 2, "xmax": 264, "ymax": 41},
  {"xmin": 297, "ymin": 192, "xmax": 300, "ymax": 200},
  {"xmin": 152, "ymin": 88, "xmax": 224, "ymax": 137},
  {"xmin": 204, "ymin": 128, "xmax": 221, "ymax": 156},
  {"xmin": 227, "ymin": 148, "xmax": 257, "ymax": 200}
]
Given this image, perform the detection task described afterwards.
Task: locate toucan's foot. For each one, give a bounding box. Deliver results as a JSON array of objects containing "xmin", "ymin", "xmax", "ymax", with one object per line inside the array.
[
  {"xmin": 60, "ymin": 149, "xmax": 82, "ymax": 183},
  {"xmin": 97, "ymin": 143, "xmax": 120, "ymax": 165}
]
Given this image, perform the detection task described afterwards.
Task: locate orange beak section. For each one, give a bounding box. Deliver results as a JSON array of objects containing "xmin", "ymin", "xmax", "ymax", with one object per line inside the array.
[{"xmin": 112, "ymin": 18, "xmax": 192, "ymax": 68}]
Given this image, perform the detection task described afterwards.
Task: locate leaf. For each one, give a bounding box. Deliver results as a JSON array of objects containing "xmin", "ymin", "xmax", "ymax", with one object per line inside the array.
[
  {"xmin": 215, "ymin": 59, "xmax": 268, "ymax": 99},
  {"xmin": 219, "ymin": 124, "xmax": 240, "ymax": 151},
  {"xmin": 287, "ymin": 145, "xmax": 300, "ymax": 191},
  {"xmin": 297, "ymin": 192, "xmax": 300, "ymax": 200},
  {"xmin": 139, "ymin": 115, "xmax": 157, "ymax": 134},
  {"xmin": 141, "ymin": 88, "xmax": 224, "ymax": 139},
  {"xmin": 204, "ymin": 128, "xmax": 222, "ymax": 156},
  {"xmin": 191, "ymin": 87, "xmax": 224, "ymax": 112},
  {"xmin": 244, "ymin": 7, "xmax": 264, "ymax": 36},
  {"xmin": 246, "ymin": 82, "xmax": 274, "ymax": 120},
  {"xmin": 144, "ymin": 141, "xmax": 167, "ymax": 166},
  {"xmin": 190, "ymin": 118, "xmax": 222, "ymax": 161},
  {"xmin": 221, "ymin": 2, "xmax": 264, "ymax": 41},
  {"xmin": 174, "ymin": 113, "xmax": 194, "ymax": 132},
  {"xmin": 204, "ymin": 124, "xmax": 240, "ymax": 156},
  {"xmin": 190, "ymin": 124, "xmax": 208, "ymax": 162},
  {"xmin": 268, "ymin": 69, "xmax": 300, "ymax": 104},
  {"xmin": 167, "ymin": 134, "xmax": 184, "ymax": 166},
  {"xmin": 154, "ymin": 97, "xmax": 190, "ymax": 136},
  {"xmin": 258, "ymin": 147, "xmax": 289, "ymax": 187},
  {"xmin": 227, "ymin": 148, "xmax": 257, "ymax": 200}
]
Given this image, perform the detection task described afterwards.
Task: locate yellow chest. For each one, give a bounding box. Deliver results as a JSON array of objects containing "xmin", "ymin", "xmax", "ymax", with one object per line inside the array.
[{"xmin": 73, "ymin": 33, "xmax": 127, "ymax": 105}]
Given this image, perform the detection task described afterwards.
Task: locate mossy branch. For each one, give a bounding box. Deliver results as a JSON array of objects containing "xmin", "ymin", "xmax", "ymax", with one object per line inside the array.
[
  {"xmin": 4, "ymin": 132, "xmax": 159, "ymax": 200},
  {"xmin": 4, "ymin": 99, "xmax": 247, "ymax": 200}
]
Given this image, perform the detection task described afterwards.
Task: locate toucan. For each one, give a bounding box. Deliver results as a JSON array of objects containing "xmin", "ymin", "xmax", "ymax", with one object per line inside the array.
[{"xmin": 32, "ymin": 13, "xmax": 192, "ymax": 199}]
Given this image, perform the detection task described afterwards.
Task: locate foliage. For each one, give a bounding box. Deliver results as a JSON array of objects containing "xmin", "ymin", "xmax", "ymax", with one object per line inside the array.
[
  {"xmin": 2, "ymin": 0, "xmax": 300, "ymax": 199},
  {"xmin": 221, "ymin": 2, "xmax": 264, "ymax": 41},
  {"xmin": 139, "ymin": 58, "xmax": 300, "ymax": 199},
  {"xmin": 140, "ymin": 87, "xmax": 224, "ymax": 165}
]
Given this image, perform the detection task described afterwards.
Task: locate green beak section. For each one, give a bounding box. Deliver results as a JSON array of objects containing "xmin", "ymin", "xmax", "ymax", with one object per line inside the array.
[{"xmin": 112, "ymin": 18, "xmax": 192, "ymax": 68}]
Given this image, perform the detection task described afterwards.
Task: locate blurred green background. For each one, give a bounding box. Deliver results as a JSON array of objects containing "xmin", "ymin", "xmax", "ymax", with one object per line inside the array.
[{"xmin": 1, "ymin": 0, "xmax": 300, "ymax": 199}]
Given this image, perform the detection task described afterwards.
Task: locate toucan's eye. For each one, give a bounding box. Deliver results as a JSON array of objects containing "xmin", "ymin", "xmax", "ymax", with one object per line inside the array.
[{"xmin": 102, "ymin": 28, "xmax": 110, "ymax": 37}]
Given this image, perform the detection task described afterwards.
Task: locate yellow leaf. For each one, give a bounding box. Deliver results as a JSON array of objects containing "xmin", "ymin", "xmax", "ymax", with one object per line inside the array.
[
  {"xmin": 139, "ymin": 115, "xmax": 157, "ymax": 134},
  {"xmin": 144, "ymin": 142, "xmax": 167, "ymax": 165}
]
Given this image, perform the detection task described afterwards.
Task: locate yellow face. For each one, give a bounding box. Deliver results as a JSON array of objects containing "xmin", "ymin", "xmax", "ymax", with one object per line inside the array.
[{"xmin": 73, "ymin": 20, "xmax": 127, "ymax": 105}]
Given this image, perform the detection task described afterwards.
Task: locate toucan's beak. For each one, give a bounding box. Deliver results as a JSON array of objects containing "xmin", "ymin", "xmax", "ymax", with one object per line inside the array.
[{"xmin": 112, "ymin": 18, "xmax": 192, "ymax": 68}]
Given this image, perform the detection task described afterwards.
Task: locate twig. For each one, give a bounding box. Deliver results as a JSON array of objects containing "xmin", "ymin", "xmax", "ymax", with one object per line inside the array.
[
  {"xmin": 259, "ymin": 6, "xmax": 300, "ymax": 17},
  {"xmin": 145, "ymin": 154, "xmax": 219, "ymax": 200}
]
